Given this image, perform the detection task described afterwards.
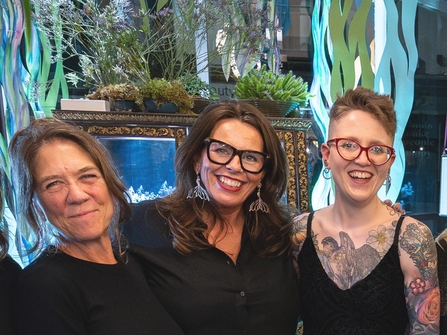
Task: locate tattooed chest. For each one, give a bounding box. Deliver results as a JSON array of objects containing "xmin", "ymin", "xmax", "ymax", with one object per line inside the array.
[{"xmin": 313, "ymin": 225, "xmax": 396, "ymax": 290}]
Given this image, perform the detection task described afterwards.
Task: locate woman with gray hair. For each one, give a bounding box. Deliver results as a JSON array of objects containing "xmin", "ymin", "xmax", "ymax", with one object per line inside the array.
[{"xmin": 9, "ymin": 118, "xmax": 183, "ymax": 335}]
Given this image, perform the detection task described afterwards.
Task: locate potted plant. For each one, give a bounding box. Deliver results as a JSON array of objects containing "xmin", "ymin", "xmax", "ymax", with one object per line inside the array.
[
  {"xmin": 138, "ymin": 79, "xmax": 194, "ymax": 114},
  {"xmin": 181, "ymin": 75, "xmax": 219, "ymax": 113},
  {"xmin": 87, "ymin": 83, "xmax": 140, "ymax": 112},
  {"xmin": 234, "ymin": 64, "xmax": 313, "ymax": 117}
]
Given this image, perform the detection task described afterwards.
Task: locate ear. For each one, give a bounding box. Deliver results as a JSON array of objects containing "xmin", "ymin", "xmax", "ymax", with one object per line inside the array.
[
  {"xmin": 321, "ymin": 143, "xmax": 331, "ymax": 168},
  {"xmin": 388, "ymin": 153, "xmax": 396, "ymax": 166},
  {"xmin": 193, "ymin": 154, "xmax": 201, "ymax": 173}
]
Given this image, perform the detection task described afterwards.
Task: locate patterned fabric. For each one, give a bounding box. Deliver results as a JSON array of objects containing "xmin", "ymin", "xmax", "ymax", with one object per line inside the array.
[
  {"xmin": 298, "ymin": 213, "xmax": 409, "ymax": 334},
  {"xmin": 437, "ymin": 239, "xmax": 447, "ymax": 334}
]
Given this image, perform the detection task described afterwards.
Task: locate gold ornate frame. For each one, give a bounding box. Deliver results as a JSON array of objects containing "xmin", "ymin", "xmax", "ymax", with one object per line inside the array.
[{"xmin": 52, "ymin": 111, "xmax": 312, "ymax": 213}]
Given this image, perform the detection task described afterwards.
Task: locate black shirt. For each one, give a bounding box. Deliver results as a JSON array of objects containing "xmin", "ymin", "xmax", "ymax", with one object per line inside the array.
[
  {"xmin": 0, "ymin": 255, "xmax": 21, "ymax": 335},
  {"xmin": 123, "ymin": 200, "xmax": 300, "ymax": 335},
  {"xmin": 13, "ymin": 250, "xmax": 184, "ymax": 335}
]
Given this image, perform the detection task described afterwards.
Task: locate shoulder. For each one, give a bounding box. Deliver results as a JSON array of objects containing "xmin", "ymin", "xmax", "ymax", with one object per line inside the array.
[
  {"xmin": 398, "ymin": 216, "xmax": 436, "ymax": 245},
  {"xmin": 18, "ymin": 252, "xmax": 74, "ymax": 289},
  {"xmin": 397, "ymin": 216, "xmax": 437, "ymax": 280},
  {"xmin": 130, "ymin": 199, "xmax": 159, "ymax": 219},
  {"xmin": 124, "ymin": 200, "xmax": 162, "ymax": 232},
  {"xmin": 291, "ymin": 212, "xmax": 311, "ymax": 248},
  {"xmin": 0, "ymin": 255, "xmax": 21, "ymax": 277},
  {"xmin": 123, "ymin": 200, "xmax": 171, "ymax": 247}
]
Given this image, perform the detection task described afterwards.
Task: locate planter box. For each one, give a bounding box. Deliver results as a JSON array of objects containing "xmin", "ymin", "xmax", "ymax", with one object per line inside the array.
[{"xmin": 60, "ymin": 99, "xmax": 110, "ymax": 111}]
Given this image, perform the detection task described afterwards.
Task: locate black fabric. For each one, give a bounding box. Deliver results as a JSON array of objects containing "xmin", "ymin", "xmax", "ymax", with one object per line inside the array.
[
  {"xmin": 298, "ymin": 213, "xmax": 409, "ymax": 335},
  {"xmin": 13, "ymin": 250, "xmax": 184, "ymax": 335},
  {"xmin": 122, "ymin": 200, "xmax": 300, "ymax": 335},
  {"xmin": 437, "ymin": 239, "xmax": 447, "ymax": 334},
  {"xmin": 0, "ymin": 255, "xmax": 21, "ymax": 335}
]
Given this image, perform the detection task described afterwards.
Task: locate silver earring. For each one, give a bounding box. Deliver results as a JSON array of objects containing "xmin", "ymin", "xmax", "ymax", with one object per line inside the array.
[
  {"xmin": 383, "ymin": 173, "xmax": 392, "ymax": 187},
  {"xmin": 323, "ymin": 167, "xmax": 332, "ymax": 180},
  {"xmin": 187, "ymin": 172, "xmax": 209, "ymax": 201},
  {"xmin": 249, "ymin": 183, "xmax": 269, "ymax": 213}
]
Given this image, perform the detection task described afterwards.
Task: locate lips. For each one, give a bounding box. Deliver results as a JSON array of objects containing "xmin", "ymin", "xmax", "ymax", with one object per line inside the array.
[
  {"xmin": 348, "ymin": 171, "xmax": 372, "ymax": 179},
  {"xmin": 217, "ymin": 176, "xmax": 243, "ymax": 188},
  {"xmin": 68, "ymin": 210, "xmax": 97, "ymax": 218}
]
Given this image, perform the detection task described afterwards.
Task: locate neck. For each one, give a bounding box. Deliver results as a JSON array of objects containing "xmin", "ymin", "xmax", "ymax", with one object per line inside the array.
[{"xmin": 58, "ymin": 237, "xmax": 117, "ymax": 264}]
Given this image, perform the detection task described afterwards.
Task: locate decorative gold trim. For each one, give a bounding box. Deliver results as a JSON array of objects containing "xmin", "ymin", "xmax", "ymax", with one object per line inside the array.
[{"xmin": 52, "ymin": 111, "xmax": 312, "ymax": 130}]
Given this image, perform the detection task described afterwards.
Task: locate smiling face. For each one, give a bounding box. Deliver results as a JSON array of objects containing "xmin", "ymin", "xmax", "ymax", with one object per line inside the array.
[
  {"xmin": 321, "ymin": 109, "xmax": 396, "ymax": 204},
  {"xmin": 33, "ymin": 139, "xmax": 114, "ymax": 247},
  {"xmin": 195, "ymin": 119, "xmax": 265, "ymax": 214}
]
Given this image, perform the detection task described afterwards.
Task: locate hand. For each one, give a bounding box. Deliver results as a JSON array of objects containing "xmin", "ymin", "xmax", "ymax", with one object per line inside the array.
[{"xmin": 383, "ymin": 199, "xmax": 405, "ymax": 214}]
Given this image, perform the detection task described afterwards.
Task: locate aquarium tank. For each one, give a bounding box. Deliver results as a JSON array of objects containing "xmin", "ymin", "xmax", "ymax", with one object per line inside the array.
[{"xmin": 99, "ymin": 137, "xmax": 176, "ymax": 203}]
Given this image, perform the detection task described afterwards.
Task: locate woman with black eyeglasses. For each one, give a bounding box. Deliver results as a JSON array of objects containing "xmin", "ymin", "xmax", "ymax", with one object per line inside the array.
[
  {"xmin": 291, "ymin": 87, "xmax": 440, "ymax": 334},
  {"xmin": 123, "ymin": 101, "xmax": 300, "ymax": 335}
]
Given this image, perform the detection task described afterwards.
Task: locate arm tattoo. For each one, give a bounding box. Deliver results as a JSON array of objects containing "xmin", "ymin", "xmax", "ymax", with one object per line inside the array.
[{"xmin": 400, "ymin": 221, "xmax": 440, "ymax": 334}]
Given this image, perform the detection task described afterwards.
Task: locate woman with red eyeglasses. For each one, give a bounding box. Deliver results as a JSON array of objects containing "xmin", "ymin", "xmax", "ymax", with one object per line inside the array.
[
  {"xmin": 291, "ymin": 87, "xmax": 440, "ymax": 334},
  {"xmin": 123, "ymin": 101, "xmax": 300, "ymax": 335}
]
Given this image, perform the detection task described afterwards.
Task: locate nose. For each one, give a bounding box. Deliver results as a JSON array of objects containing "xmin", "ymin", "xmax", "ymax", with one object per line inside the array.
[
  {"xmin": 355, "ymin": 147, "xmax": 371, "ymax": 165},
  {"xmin": 226, "ymin": 153, "xmax": 243, "ymax": 172},
  {"xmin": 66, "ymin": 182, "xmax": 89, "ymax": 204}
]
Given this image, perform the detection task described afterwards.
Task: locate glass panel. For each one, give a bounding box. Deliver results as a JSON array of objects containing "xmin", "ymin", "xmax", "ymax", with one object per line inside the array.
[{"xmin": 98, "ymin": 137, "xmax": 176, "ymax": 203}]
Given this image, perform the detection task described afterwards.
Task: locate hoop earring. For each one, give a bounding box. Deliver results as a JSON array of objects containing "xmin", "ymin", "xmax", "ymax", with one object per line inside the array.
[
  {"xmin": 383, "ymin": 173, "xmax": 392, "ymax": 187},
  {"xmin": 187, "ymin": 172, "xmax": 209, "ymax": 201},
  {"xmin": 249, "ymin": 183, "xmax": 269, "ymax": 213},
  {"xmin": 323, "ymin": 167, "xmax": 332, "ymax": 180}
]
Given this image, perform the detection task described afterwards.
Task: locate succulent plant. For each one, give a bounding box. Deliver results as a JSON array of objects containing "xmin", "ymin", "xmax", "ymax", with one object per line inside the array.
[
  {"xmin": 138, "ymin": 79, "xmax": 193, "ymax": 114},
  {"xmin": 234, "ymin": 65, "xmax": 312, "ymax": 107}
]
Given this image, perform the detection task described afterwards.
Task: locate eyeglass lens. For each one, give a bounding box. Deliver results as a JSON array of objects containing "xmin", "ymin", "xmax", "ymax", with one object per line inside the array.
[
  {"xmin": 334, "ymin": 139, "xmax": 392, "ymax": 165},
  {"xmin": 207, "ymin": 139, "xmax": 267, "ymax": 173}
]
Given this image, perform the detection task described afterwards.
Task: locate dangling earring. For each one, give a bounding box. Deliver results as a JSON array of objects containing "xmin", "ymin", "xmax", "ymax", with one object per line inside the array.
[
  {"xmin": 322, "ymin": 159, "xmax": 332, "ymax": 179},
  {"xmin": 323, "ymin": 167, "xmax": 332, "ymax": 180},
  {"xmin": 187, "ymin": 172, "xmax": 209, "ymax": 201},
  {"xmin": 383, "ymin": 172, "xmax": 392, "ymax": 187},
  {"xmin": 249, "ymin": 183, "xmax": 269, "ymax": 213}
]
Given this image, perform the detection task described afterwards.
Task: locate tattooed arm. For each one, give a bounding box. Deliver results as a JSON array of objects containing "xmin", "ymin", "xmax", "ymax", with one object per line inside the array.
[
  {"xmin": 290, "ymin": 213, "xmax": 310, "ymax": 275},
  {"xmin": 399, "ymin": 217, "xmax": 440, "ymax": 334}
]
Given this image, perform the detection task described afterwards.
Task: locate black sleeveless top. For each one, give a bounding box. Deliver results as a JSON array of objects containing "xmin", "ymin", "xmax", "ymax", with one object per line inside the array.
[{"xmin": 298, "ymin": 213, "xmax": 409, "ymax": 334}]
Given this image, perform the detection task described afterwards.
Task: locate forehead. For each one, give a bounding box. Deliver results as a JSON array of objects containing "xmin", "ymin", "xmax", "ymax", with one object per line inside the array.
[
  {"xmin": 329, "ymin": 110, "xmax": 393, "ymax": 144},
  {"xmin": 210, "ymin": 119, "xmax": 264, "ymax": 150},
  {"xmin": 34, "ymin": 139, "xmax": 95, "ymax": 170}
]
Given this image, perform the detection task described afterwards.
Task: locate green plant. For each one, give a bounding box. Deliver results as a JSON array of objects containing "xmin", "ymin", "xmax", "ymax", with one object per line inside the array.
[
  {"xmin": 31, "ymin": 0, "xmax": 141, "ymax": 88},
  {"xmin": 87, "ymin": 83, "xmax": 140, "ymax": 103},
  {"xmin": 181, "ymin": 76, "xmax": 219, "ymax": 101},
  {"xmin": 234, "ymin": 65, "xmax": 312, "ymax": 107},
  {"xmin": 138, "ymin": 79, "xmax": 194, "ymax": 114}
]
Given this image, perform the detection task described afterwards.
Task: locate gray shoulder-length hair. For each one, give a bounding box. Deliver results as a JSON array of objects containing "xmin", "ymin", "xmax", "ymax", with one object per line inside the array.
[{"xmin": 8, "ymin": 118, "xmax": 131, "ymax": 260}]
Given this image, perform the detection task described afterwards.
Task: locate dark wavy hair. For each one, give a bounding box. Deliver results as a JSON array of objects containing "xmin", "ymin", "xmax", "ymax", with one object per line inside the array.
[
  {"xmin": 8, "ymin": 118, "xmax": 131, "ymax": 259},
  {"xmin": 157, "ymin": 101, "xmax": 293, "ymax": 257},
  {"xmin": 330, "ymin": 87, "xmax": 397, "ymax": 139}
]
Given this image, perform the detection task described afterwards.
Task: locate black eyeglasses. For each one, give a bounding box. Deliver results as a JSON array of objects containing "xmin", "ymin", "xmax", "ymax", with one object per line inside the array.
[
  {"xmin": 327, "ymin": 138, "xmax": 395, "ymax": 166},
  {"xmin": 204, "ymin": 138, "xmax": 270, "ymax": 174}
]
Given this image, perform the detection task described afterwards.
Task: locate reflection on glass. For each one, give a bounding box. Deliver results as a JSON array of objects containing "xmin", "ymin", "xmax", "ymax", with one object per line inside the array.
[{"xmin": 98, "ymin": 137, "xmax": 176, "ymax": 203}]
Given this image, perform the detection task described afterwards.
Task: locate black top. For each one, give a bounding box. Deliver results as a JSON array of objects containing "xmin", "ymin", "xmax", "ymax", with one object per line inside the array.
[
  {"xmin": 298, "ymin": 213, "xmax": 409, "ymax": 335},
  {"xmin": 437, "ymin": 238, "xmax": 447, "ymax": 334},
  {"xmin": 13, "ymin": 250, "xmax": 184, "ymax": 335},
  {"xmin": 0, "ymin": 255, "xmax": 21, "ymax": 335},
  {"xmin": 123, "ymin": 200, "xmax": 300, "ymax": 335}
]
